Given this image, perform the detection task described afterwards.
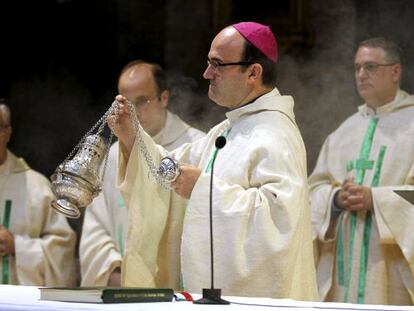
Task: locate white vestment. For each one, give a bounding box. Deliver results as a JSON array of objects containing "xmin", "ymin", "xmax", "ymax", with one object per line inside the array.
[
  {"xmin": 0, "ymin": 150, "xmax": 76, "ymax": 286},
  {"xmin": 80, "ymin": 111, "xmax": 205, "ymax": 286},
  {"xmin": 310, "ymin": 90, "xmax": 414, "ymax": 304},
  {"xmin": 119, "ymin": 88, "xmax": 318, "ymax": 300}
]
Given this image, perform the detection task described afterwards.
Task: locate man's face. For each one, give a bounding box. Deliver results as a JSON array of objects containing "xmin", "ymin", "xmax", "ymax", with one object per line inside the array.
[
  {"xmin": 118, "ymin": 65, "xmax": 168, "ymax": 137},
  {"xmin": 203, "ymin": 27, "xmax": 253, "ymax": 109},
  {"xmin": 354, "ymin": 46, "xmax": 401, "ymax": 107},
  {"xmin": 0, "ymin": 115, "xmax": 11, "ymax": 160}
]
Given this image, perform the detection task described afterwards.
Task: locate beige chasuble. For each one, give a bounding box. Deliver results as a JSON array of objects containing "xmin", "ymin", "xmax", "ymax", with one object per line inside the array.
[
  {"xmin": 310, "ymin": 89, "xmax": 414, "ymax": 305},
  {"xmin": 118, "ymin": 88, "xmax": 318, "ymax": 300},
  {"xmin": 0, "ymin": 150, "xmax": 76, "ymax": 286},
  {"xmin": 80, "ymin": 111, "xmax": 205, "ymax": 286}
]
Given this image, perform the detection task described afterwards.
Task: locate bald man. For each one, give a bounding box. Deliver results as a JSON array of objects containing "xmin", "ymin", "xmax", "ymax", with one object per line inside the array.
[
  {"xmin": 80, "ymin": 61, "xmax": 204, "ymax": 286},
  {"xmin": 111, "ymin": 23, "xmax": 317, "ymax": 300}
]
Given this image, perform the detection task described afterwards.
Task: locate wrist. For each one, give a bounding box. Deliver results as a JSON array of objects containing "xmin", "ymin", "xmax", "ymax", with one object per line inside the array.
[
  {"xmin": 120, "ymin": 142, "xmax": 132, "ymax": 161},
  {"xmin": 333, "ymin": 189, "xmax": 342, "ymax": 209}
]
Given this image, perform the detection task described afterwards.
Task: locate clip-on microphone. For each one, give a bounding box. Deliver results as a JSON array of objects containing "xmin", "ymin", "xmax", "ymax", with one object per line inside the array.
[{"xmin": 194, "ymin": 136, "xmax": 230, "ymax": 305}]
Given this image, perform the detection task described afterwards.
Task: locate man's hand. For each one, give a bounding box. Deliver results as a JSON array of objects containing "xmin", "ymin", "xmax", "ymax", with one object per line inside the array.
[
  {"xmin": 107, "ymin": 267, "xmax": 121, "ymax": 286},
  {"xmin": 170, "ymin": 164, "xmax": 201, "ymax": 199},
  {"xmin": 107, "ymin": 95, "xmax": 136, "ymax": 156},
  {"xmin": 334, "ymin": 177, "xmax": 373, "ymax": 212},
  {"xmin": 0, "ymin": 225, "xmax": 15, "ymax": 256}
]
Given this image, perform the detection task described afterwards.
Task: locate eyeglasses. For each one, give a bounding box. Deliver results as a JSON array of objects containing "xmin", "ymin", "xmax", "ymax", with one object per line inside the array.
[
  {"xmin": 207, "ymin": 59, "xmax": 254, "ymax": 70},
  {"xmin": 131, "ymin": 94, "xmax": 159, "ymax": 108},
  {"xmin": 354, "ymin": 62, "xmax": 396, "ymax": 74}
]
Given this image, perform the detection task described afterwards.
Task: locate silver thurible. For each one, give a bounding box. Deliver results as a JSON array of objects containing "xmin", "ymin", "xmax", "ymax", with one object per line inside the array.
[
  {"xmin": 50, "ymin": 98, "xmax": 180, "ymax": 219},
  {"xmin": 51, "ymin": 134, "xmax": 109, "ymax": 218}
]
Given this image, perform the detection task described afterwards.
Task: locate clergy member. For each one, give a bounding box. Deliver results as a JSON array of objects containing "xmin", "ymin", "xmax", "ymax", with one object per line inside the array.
[
  {"xmin": 310, "ymin": 37, "xmax": 414, "ymax": 304},
  {"xmin": 80, "ymin": 60, "xmax": 205, "ymax": 286},
  {"xmin": 0, "ymin": 101, "xmax": 76, "ymax": 286},
  {"xmin": 110, "ymin": 22, "xmax": 318, "ymax": 300}
]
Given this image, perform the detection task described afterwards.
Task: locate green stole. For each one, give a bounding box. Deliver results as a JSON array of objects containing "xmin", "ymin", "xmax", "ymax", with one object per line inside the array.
[
  {"xmin": 1, "ymin": 200, "xmax": 12, "ymax": 284},
  {"xmin": 336, "ymin": 117, "xmax": 387, "ymax": 303}
]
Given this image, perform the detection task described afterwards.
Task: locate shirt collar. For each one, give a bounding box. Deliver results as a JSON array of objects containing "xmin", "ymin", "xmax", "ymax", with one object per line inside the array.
[
  {"xmin": 358, "ymin": 89, "xmax": 411, "ymax": 116},
  {"xmin": 225, "ymin": 88, "xmax": 295, "ymax": 125},
  {"xmin": 0, "ymin": 150, "xmax": 10, "ymax": 175},
  {"xmin": 0, "ymin": 159, "xmax": 7, "ymax": 175},
  {"xmin": 152, "ymin": 110, "xmax": 189, "ymax": 146}
]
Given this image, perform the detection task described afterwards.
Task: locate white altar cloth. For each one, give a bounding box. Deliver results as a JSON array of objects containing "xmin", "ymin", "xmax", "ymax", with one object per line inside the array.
[{"xmin": 0, "ymin": 285, "xmax": 413, "ymax": 311}]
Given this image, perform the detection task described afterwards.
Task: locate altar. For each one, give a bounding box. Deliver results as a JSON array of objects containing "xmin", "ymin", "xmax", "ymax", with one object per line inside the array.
[{"xmin": 0, "ymin": 285, "xmax": 413, "ymax": 311}]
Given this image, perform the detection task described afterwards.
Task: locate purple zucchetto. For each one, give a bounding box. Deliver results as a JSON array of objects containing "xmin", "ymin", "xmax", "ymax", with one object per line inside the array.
[{"xmin": 232, "ymin": 21, "xmax": 278, "ymax": 63}]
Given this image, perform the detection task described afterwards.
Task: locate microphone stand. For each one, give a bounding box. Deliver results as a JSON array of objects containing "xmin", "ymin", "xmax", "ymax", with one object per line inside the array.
[{"xmin": 194, "ymin": 136, "xmax": 229, "ymax": 305}]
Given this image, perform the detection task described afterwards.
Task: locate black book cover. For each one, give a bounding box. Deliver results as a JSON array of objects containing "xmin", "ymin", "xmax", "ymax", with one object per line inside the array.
[{"xmin": 39, "ymin": 287, "xmax": 174, "ymax": 303}]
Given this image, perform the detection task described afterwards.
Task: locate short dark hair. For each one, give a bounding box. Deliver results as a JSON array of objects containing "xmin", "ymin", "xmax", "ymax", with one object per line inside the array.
[
  {"xmin": 118, "ymin": 60, "xmax": 168, "ymax": 96},
  {"xmin": 358, "ymin": 37, "xmax": 402, "ymax": 64},
  {"xmin": 241, "ymin": 40, "xmax": 278, "ymax": 87}
]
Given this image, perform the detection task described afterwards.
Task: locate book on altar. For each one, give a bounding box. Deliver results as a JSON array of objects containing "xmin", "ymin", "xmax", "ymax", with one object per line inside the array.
[{"xmin": 39, "ymin": 287, "xmax": 174, "ymax": 303}]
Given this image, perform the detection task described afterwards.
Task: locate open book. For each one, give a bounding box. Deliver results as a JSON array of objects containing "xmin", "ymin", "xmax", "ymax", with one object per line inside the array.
[{"xmin": 39, "ymin": 287, "xmax": 174, "ymax": 303}]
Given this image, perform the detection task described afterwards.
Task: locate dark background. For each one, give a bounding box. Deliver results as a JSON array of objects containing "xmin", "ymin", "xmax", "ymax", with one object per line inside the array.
[{"xmin": 1, "ymin": 0, "xmax": 414, "ymax": 177}]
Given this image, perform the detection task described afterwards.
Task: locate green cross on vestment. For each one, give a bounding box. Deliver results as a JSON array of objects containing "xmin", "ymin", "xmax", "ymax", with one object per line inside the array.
[
  {"xmin": 338, "ymin": 117, "xmax": 380, "ymax": 303},
  {"xmin": 346, "ymin": 117, "xmax": 378, "ymax": 186},
  {"xmin": 346, "ymin": 158, "xmax": 374, "ymax": 184}
]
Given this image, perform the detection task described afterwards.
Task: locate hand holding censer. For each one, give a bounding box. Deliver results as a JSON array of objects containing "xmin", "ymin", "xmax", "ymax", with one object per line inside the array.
[{"xmin": 50, "ymin": 99, "xmax": 180, "ymax": 219}]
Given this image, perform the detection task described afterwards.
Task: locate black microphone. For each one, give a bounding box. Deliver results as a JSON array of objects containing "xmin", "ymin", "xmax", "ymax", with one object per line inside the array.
[
  {"xmin": 194, "ymin": 136, "xmax": 229, "ymax": 305},
  {"xmin": 215, "ymin": 135, "xmax": 226, "ymax": 149}
]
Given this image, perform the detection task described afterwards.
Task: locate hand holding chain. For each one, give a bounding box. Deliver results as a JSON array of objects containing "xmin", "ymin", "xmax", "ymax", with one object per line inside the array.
[
  {"xmin": 115, "ymin": 99, "xmax": 180, "ymax": 187},
  {"xmin": 50, "ymin": 98, "xmax": 181, "ymax": 219}
]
